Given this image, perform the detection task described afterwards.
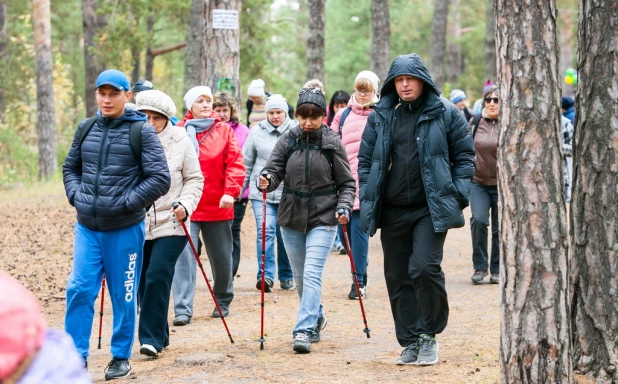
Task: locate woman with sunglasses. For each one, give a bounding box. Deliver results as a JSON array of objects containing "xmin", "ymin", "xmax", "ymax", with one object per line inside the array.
[
  {"xmin": 330, "ymin": 70, "xmax": 380, "ymax": 300},
  {"xmin": 469, "ymin": 85, "xmax": 500, "ymax": 285},
  {"xmin": 259, "ymin": 80, "xmax": 355, "ymax": 354}
]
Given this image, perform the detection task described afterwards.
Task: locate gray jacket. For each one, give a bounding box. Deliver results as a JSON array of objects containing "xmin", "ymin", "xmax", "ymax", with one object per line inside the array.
[{"xmin": 242, "ymin": 117, "xmax": 294, "ymax": 203}]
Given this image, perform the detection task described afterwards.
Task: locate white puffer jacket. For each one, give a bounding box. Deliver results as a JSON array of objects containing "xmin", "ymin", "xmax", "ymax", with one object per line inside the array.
[{"xmin": 145, "ymin": 122, "xmax": 204, "ymax": 240}]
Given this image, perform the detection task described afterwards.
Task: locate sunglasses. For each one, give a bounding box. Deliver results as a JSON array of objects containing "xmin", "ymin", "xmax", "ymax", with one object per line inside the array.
[{"xmin": 484, "ymin": 97, "xmax": 499, "ymax": 104}]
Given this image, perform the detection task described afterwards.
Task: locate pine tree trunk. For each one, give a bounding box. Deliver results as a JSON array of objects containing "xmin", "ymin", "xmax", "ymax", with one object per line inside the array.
[
  {"xmin": 204, "ymin": 0, "xmax": 241, "ymax": 106},
  {"xmin": 33, "ymin": 0, "xmax": 56, "ymax": 179},
  {"xmin": 184, "ymin": 0, "xmax": 206, "ymax": 102},
  {"xmin": 485, "ymin": 0, "xmax": 497, "ymax": 80},
  {"xmin": 0, "ymin": 1, "xmax": 7, "ymax": 114},
  {"xmin": 306, "ymin": 0, "xmax": 325, "ymax": 81},
  {"xmin": 447, "ymin": 0, "xmax": 462, "ymax": 85},
  {"xmin": 131, "ymin": 45, "xmax": 141, "ymax": 85},
  {"xmin": 370, "ymin": 0, "xmax": 390, "ymax": 89},
  {"xmin": 570, "ymin": 1, "xmax": 618, "ymax": 382},
  {"xmin": 82, "ymin": 0, "xmax": 106, "ymax": 116},
  {"xmin": 429, "ymin": 0, "xmax": 450, "ymax": 90},
  {"xmin": 145, "ymin": 14, "xmax": 154, "ymax": 81},
  {"xmin": 495, "ymin": 1, "xmax": 572, "ymax": 383}
]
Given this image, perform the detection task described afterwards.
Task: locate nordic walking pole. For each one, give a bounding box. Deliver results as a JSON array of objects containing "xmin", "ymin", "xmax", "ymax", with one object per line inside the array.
[
  {"xmin": 259, "ymin": 190, "xmax": 267, "ymax": 350},
  {"xmin": 97, "ymin": 275, "xmax": 106, "ymax": 349},
  {"xmin": 172, "ymin": 203, "xmax": 234, "ymax": 344},
  {"xmin": 341, "ymin": 223, "xmax": 371, "ymax": 338}
]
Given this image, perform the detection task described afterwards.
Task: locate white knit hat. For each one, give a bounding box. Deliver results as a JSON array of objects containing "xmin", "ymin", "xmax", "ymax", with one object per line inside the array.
[
  {"xmin": 183, "ymin": 86, "xmax": 213, "ymax": 111},
  {"xmin": 247, "ymin": 79, "xmax": 266, "ymax": 97},
  {"xmin": 265, "ymin": 94, "xmax": 288, "ymax": 115},
  {"xmin": 355, "ymin": 70, "xmax": 380, "ymax": 93},
  {"xmin": 136, "ymin": 90, "xmax": 177, "ymax": 119}
]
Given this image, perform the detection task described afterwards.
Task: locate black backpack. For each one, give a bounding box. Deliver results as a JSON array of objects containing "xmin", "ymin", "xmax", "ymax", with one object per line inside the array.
[
  {"xmin": 337, "ymin": 107, "xmax": 352, "ymax": 137},
  {"xmin": 469, "ymin": 114, "xmax": 483, "ymax": 139},
  {"xmin": 78, "ymin": 116, "xmax": 145, "ymax": 165}
]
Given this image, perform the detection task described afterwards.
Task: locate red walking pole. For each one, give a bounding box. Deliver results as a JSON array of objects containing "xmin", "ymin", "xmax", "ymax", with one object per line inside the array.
[
  {"xmin": 259, "ymin": 190, "xmax": 267, "ymax": 350},
  {"xmin": 172, "ymin": 203, "xmax": 234, "ymax": 344},
  {"xmin": 341, "ymin": 225, "xmax": 371, "ymax": 338},
  {"xmin": 97, "ymin": 275, "xmax": 106, "ymax": 349}
]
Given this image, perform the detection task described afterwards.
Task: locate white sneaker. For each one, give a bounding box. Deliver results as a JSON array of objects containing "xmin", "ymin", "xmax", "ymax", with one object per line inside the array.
[{"xmin": 139, "ymin": 344, "xmax": 158, "ymax": 357}]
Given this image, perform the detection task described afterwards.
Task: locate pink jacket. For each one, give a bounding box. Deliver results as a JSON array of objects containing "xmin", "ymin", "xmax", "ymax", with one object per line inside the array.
[{"xmin": 330, "ymin": 99, "xmax": 373, "ymax": 211}]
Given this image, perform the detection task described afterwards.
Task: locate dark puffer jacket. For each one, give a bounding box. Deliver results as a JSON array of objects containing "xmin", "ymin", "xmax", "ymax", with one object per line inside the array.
[
  {"xmin": 262, "ymin": 124, "xmax": 356, "ymax": 233},
  {"xmin": 358, "ymin": 53, "xmax": 475, "ymax": 235},
  {"xmin": 63, "ymin": 109, "xmax": 171, "ymax": 231}
]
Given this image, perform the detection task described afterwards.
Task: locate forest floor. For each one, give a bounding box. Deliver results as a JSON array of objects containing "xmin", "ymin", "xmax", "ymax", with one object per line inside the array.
[{"xmin": 0, "ymin": 182, "xmax": 592, "ymax": 384}]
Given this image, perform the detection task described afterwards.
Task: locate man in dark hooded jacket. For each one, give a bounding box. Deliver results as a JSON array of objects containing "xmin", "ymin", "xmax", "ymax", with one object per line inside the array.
[
  {"xmin": 62, "ymin": 69, "xmax": 170, "ymax": 380},
  {"xmin": 358, "ymin": 54, "xmax": 474, "ymax": 366}
]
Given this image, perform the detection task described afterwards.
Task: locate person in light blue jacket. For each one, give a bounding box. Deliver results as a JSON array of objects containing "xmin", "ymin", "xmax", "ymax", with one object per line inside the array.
[{"xmin": 243, "ymin": 94, "xmax": 295, "ymax": 292}]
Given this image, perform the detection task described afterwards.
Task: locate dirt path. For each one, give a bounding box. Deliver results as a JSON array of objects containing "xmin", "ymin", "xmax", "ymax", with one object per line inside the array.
[{"xmin": 0, "ymin": 183, "xmax": 501, "ymax": 383}]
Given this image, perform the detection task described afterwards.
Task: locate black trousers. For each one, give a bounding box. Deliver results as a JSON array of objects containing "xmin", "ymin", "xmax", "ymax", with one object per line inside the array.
[
  {"xmin": 138, "ymin": 235, "xmax": 187, "ymax": 351},
  {"xmin": 380, "ymin": 206, "xmax": 448, "ymax": 347},
  {"xmin": 470, "ymin": 182, "xmax": 499, "ymax": 274},
  {"xmin": 231, "ymin": 199, "xmax": 248, "ymax": 278}
]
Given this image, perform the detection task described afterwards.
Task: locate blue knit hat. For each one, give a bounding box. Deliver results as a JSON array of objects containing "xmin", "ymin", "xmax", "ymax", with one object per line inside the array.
[{"xmin": 449, "ymin": 89, "xmax": 466, "ymax": 104}]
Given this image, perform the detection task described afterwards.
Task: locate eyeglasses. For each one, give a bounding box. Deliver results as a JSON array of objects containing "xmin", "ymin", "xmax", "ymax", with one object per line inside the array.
[
  {"xmin": 484, "ymin": 97, "xmax": 499, "ymax": 104},
  {"xmin": 354, "ymin": 90, "xmax": 371, "ymax": 96}
]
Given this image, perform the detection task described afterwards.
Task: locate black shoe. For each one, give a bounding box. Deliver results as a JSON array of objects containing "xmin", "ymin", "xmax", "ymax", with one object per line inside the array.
[
  {"xmin": 104, "ymin": 358, "xmax": 132, "ymax": 381},
  {"xmin": 212, "ymin": 306, "xmax": 229, "ymax": 318},
  {"xmin": 173, "ymin": 314, "xmax": 191, "ymax": 326},
  {"xmin": 280, "ymin": 280, "xmax": 295, "ymax": 290},
  {"xmin": 256, "ymin": 278, "xmax": 274, "ymax": 293},
  {"xmin": 311, "ymin": 316, "xmax": 328, "ymax": 343},
  {"xmin": 348, "ymin": 283, "xmax": 366, "ymax": 300},
  {"xmin": 293, "ymin": 332, "xmax": 311, "ymax": 354}
]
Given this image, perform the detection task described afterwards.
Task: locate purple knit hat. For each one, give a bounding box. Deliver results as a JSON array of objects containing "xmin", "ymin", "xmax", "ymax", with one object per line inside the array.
[{"xmin": 483, "ymin": 79, "xmax": 496, "ymax": 93}]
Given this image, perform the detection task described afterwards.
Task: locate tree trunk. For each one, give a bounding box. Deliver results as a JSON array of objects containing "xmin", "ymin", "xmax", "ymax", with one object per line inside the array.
[
  {"xmin": 145, "ymin": 13, "xmax": 154, "ymax": 81},
  {"xmin": 484, "ymin": 0, "xmax": 497, "ymax": 80},
  {"xmin": 370, "ymin": 0, "xmax": 390, "ymax": 89},
  {"xmin": 570, "ymin": 1, "xmax": 618, "ymax": 382},
  {"xmin": 203, "ymin": 0, "xmax": 241, "ymax": 106},
  {"xmin": 184, "ymin": 0, "xmax": 206, "ymax": 100},
  {"xmin": 33, "ymin": 0, "xmax": 57, "ymax": 179},
  {"xmin": 495, "ymin": 1, "xmax": 572, "ymax": 383},
  {"xmin": 131, "ymin": 44, "xmax": 141, "ymax": 85},
  {"xmin": 429, "ymin": 0, "xmax": 450, "ymax": 90},
  {"xmin": 0, "ymin": 1, "xmax": 7, "ymax": 114},
  {"xmin": 82, "ymin": 0, "xmax": 107, "ymax": 116},
  {"xmin": 447, "ymin": 0, "xmax": 462, "ymax": 85},
  {"xmin": 306, "ymin": 0, "xmax": 325, "ymax": 81}
]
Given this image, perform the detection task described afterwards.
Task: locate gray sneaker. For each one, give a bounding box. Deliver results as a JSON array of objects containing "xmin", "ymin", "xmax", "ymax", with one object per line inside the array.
[
  {"xmin": 415, "ymin": 334, "xmax": 439, "ymax": 366},
  {"xmin": 311, "ymin": 316, "xmax": 328, "ymax": 343},
  {"xmin": 293, "ymin": 332, "xmax": 311, "ymax": 354},
  {"xmin": 490, "ymin": 273, "xmax": 499, "ymax": 284},
  {"xmin": 172, "ymin": 314, "xmax": 191, "ymax": 326},
  {"xmin": 471, "ymin": 270, "xmax": 488, "ymax": 284},
  {"xmin": 395, "ymin": 339, "xmax": 421, "ymax": 365}
]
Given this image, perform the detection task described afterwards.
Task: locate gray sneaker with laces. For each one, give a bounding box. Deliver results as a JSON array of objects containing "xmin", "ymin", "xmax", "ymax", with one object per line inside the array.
[
  {"xmin": 311, "ymin": 316, "xmax": 328, "ymax": 343},
  {"xmin": 415, "ymin": 334, "xmax": 439, "ymax": 366},
  {"xmin": 395, "ymin": 339, "xmax": 421, "ymax": 365},
  {"xmin": 293, "ymin": 332, "xmax": 311, "ymax": 353}
]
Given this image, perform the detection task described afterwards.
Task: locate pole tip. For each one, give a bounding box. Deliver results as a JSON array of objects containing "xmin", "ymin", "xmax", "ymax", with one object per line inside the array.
[{"xmin": 260, "ymin": 342, "xmax": 264, "ymax": 350}]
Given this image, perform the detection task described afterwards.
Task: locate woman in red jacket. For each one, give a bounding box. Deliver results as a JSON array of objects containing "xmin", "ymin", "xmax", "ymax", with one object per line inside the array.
[{"xmin": 171, "ymin": 86, "xmax": 245, "ymax": 323}]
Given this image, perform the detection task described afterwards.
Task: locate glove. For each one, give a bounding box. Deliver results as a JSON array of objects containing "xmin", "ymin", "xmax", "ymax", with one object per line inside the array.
[{"xmin": 336, "ymin": 207, "xmax": 351, "ymax": 222}]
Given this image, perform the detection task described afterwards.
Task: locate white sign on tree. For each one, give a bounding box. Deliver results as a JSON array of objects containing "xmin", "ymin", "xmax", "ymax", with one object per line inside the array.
[{"xmin": 212, "ymin": 10, "xmax": 238, "ymax": 30}]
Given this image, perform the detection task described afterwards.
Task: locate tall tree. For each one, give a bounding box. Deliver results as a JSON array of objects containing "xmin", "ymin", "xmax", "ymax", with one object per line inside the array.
[
  {"xmin": 447, "ymin": 0, "xmax": 462, "ymax": 85},
  {"xmin": 33, "ymin": 0, "xmax": 56, "ymax": 179},
  {"xmin": 145, "ymin": 12, "xmax": 155, "ymax": 81},
  {"xmin": 306, "ymin": 0, "xmax": 325, "ymax": 81},
  {"xmin": 0, "ymin": 1, "xmax": 6, "ymax": 114},
  {"xmin": 429, "ymin": 0, "xmax": 449, "ymax": 90},
  {"xmin": 570, "ymin": 0, "xmax": 618, "ymax": 381},
  {"xmin": 184, "ymin": 0, "xmax": 205, "ymax": 99},
  {"xmin": 484, "ymin": 0, "xmax": 497, "ymax": 80},
  {"xmin": 370, "ymin": 0, "xmax": 390, "ymax": 88},
  {"xmin": 495, "ymin": 1, "xmax": 572, "ymax": 383},
  {"xmin": 204, "ymin": 0, "xmax": 241, "ymax": 104},
  {"xmin": 82, "ymin": 0, "xmax": 107, "ymax": 116}
]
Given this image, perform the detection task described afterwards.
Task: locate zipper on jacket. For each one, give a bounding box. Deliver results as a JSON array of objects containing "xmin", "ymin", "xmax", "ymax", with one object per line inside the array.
[
  {"xmin": 304, "ymin": 135, "xmax": 310, "ymax": 234},
  {"xmin": 488, "ymin": 120, "xmax": 497, "ymax": 184},
  {"xmin": 93, "ymin": 119, "xmax": 110, "ymax": 230}
]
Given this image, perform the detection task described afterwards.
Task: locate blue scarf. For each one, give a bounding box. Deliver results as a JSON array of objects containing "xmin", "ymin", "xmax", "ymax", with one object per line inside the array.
[{"xmin": 185, "ymin": 118, "xmax": 216, "ymax": 155}]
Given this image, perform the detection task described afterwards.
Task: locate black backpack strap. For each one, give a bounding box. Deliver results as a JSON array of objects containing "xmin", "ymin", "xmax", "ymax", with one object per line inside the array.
[
  {"xmin": 78, "ymin": 117, "xmax": 97, "ymax": 146},
  {"xmin": 129, "ymin": 121, "xmax": 144, "ymax": 166},
  {"xmin": 338, "ymin": 107, "xmax": 352, "ymax": 137},
  {"xmin": 470, "ymin": 114, "xmax": 482, "ymax": 138}
]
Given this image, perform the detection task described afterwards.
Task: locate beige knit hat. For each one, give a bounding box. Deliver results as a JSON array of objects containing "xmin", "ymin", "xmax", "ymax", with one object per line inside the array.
[{"xmin": 136, "ymin": 90, "xmax": 177, "ymax": 119}]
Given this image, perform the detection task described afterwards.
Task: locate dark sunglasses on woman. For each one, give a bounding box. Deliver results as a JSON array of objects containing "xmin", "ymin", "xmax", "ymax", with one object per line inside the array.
[{"xmin": 484, "ymin": 97, "xmax": 499, "ymax": 104}]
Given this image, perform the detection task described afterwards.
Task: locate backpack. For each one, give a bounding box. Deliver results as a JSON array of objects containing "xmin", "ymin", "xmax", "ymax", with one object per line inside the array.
[
  {"xmin": 337, "ymin": 107, "xmax": 352, "ymax": 138},
  {"xmin": 469, "ymin": 114, "xmax": 483, "ymax": 139},
  {"xmin": 78, "ymin": 116, "xmax": 145, "ymax": 166}
]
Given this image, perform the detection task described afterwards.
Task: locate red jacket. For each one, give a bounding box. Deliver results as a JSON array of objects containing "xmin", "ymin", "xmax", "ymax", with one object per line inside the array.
[{"xmin": 179, "ymin": 111, "xmax": 245, "ymax": 221}]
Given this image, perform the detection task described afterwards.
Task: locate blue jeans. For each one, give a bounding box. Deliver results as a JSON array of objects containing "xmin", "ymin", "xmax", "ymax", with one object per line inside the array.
[
  {"xmin": 337, "ymin": 211, "xmax": 369, "ymax": 284},
  {"xmin": 470, "ymin": 182, "xmax": 500, "ymax": 274},
  {"xmin": 65, "ymin": 222, "xmax": 145, "ymax": 359},
  {"xmin": 280, "ymin": 225, "xmax": 337, "ymax": 335},
  {"xmin": 251, "ymin": 200, "xmax": 293, "ymax": 281}
]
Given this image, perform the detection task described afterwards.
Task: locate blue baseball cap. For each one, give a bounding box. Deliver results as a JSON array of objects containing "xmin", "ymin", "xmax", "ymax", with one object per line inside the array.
[{"xmin": 96, "ymin": 69, "xmax": 130, "ymax": 91}]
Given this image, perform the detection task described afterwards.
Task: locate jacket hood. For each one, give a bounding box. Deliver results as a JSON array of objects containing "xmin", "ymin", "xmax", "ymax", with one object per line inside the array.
[{"xmin": 377, "ymin": 53, "xmax": 441, "ymax": 110}]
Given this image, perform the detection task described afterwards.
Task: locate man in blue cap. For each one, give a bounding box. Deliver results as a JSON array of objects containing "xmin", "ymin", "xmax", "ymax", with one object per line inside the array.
[{"xmin": 63, "ymin": 69, "xmax": 171, "ymax": 380}]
